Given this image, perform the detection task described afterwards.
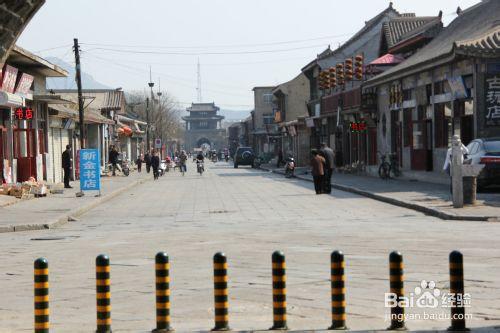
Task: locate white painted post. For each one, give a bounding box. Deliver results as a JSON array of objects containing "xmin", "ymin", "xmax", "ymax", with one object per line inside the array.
[{"xmin": 451, "ymin": 135, "xmax": 463, "ymax": 208}]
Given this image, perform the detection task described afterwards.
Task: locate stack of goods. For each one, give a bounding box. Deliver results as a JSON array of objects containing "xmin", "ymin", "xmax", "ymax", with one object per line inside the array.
[{"xmin": 0, "ymin": 177, "xmax": 48, "ymax": 199}]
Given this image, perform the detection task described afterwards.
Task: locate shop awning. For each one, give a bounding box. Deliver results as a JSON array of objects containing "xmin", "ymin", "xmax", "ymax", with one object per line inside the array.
[
  {"xmin": 85, "ymin": 111, "xmax": 115, "ymax": 125},
  {"xmin": 0, "ymin": 91, "xmax": 23, "ymax": 107},
  {"xmin": 34, "ymin": 94, "xmax": 74, "ymax": 104},
  {"xmin": 48, "ymin": 104, "xmax": 79, "ymax": 118}
]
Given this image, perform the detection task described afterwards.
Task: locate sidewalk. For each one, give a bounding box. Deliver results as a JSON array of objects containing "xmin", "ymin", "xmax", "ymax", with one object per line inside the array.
[
  {"xmin": 0, "ymin": 171, "xmax": 150, "ymax": 233},
  {"xmin": 261, "ymin": 164, "xmax": 500, "ymax": 222}
]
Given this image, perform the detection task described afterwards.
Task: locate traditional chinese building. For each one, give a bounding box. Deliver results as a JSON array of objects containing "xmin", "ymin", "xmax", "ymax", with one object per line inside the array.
[
  {"xmin": 182, "ymin": 102, "xmax": 226, "ymax": 152},
  {"xmin": 365, "ymin": 0, "xmax": 500, "ymax": 182}
]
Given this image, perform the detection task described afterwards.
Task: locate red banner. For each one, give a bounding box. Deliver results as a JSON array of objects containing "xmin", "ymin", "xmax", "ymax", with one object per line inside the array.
[
  {"xmin": 1, "ymin": 65, "xmax": 18, "ymax": 93},
  {"xmin": 15, "ymin": 73, "xmax": 34, "ymax": 95}
]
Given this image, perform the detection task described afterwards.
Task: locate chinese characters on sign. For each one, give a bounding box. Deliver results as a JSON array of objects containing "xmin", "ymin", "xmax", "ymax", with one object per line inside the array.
[
  {"xmin": 350, "ymin": 121, "xmax": 367, "ymax": 133},
  {"xmin": 1, "ymin": 65, "xmax": 18, "ymax": 93},
  {"xmin": 80, "ymin": 149, "xmax": 101, "ymax": 191},
  {"xmin": 14, "ymin": 73, "xmax": 34, "ymax": 95},
  {"xmin": 485, "ymin": 75, "xmax": 500, "ymax": 126},
  {"xmin": 14, "ymin": 107, "xmax": 33, "ymax": 120}
]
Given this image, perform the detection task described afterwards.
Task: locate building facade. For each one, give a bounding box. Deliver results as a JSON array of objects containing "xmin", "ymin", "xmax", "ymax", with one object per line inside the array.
[
  {"xmin": 365, "ymin": 0, "xmax": 500, "ymax": 182},
  {"xmin": 182, "ymin": 103, "xmax": 226, "ymax": 152}
]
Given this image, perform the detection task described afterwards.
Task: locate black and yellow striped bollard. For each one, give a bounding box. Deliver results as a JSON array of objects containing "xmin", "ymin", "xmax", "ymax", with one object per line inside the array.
[
  {"xmin": 153, "ymin": 252, "xmax": 173, "ymax": 332},
  {"xmin": 271, "ymin": 251, "xmax": 288, "ymax": 330},
  {"xmin": 329, "ymin": 251, "xmax": 347, "ymax": 330},
  {"xmin": 96, "ymin": 254, "xmax": 112, "ymax": 333},
  {"xmin": 34, "ymin": 258, "xmax": 49, "ymax": 333},
  {"xmin": 213, "ymin": 252, "xmax": 230, "ymax": 331},
  {"xmin": 388, "ymin": 251, "xmax": 406, "ymax": 331},
  {"xmin": 448, "ymin": 251, "xmax": 468, "ymax": 331}
]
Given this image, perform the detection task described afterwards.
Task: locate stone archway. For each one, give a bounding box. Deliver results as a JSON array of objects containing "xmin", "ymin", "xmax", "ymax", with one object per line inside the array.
[
  {"xmin": 0, "ymin": 1, "xmax": 45, "ymax": 65},
  {"xmin": 197, "ymin": 137, "xmax": 212, "ymax": 149}
]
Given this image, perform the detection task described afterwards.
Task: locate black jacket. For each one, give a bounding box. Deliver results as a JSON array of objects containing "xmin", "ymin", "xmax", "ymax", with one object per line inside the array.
[
  {"xmin": 62, "ymin": 150, "xmax": 72, "ymax": 169},
  {"xmin": 151, "ymin": 156, "xmax": 160, "ymax": 169},
  {"xmin": 109, "ymin": 150, "xmax": 119, "ymax": 164}
]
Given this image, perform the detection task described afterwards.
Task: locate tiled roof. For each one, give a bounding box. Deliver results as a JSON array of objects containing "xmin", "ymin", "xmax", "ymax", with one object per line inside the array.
[
  {"xmin": 383, "ymin": 16, "xmax": 441, "ymax": 49},
  {"xmin": 187, "ymin": 102, "xmax": 219, "ymax": 112},
  {"xmin": 102, "ymin": 91, "xmax": 126, "ymax": 111},
  {"xmin": 456, "ymin": 28, "xmax": 500, "ymax": 56},
  {"xmin": 366, "ymin": 0, "xmax": 500, "ymax": 87}
]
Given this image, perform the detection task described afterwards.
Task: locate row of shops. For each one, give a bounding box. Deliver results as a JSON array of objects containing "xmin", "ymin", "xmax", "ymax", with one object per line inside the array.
[
  {"xmin": 242, "ymin": 1, "xmax": 500, "ymax": 182},
  {"xmin": 0, "ymin": 45, "xmax": 146, "ymax": 185}
]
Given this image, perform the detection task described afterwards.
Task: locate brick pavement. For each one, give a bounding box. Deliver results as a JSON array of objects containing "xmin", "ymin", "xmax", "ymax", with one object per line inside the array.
[{"xmin": 0, "ymin": 161, "xmax": 499, "ymax": 332}]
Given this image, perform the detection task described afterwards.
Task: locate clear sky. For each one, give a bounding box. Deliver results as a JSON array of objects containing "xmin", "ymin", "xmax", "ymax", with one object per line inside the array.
[{"xmin": 17, "ymin": 0, "xmax": 480, "ymax": 110}]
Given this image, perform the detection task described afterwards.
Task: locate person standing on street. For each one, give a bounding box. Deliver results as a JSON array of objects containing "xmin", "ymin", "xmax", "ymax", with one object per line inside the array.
[
  {"xmin": 320, "ymin": 142, "xmax": 335, "ymax": 194},
  {"xmin": 277, "ymin": 148, "xmax": 284, "ymax": 168},
  {"xmin": 151, "ymin": 150, "xmax": 160, "ymax": 180},
  {"xmin": 180, "ymin": 150, "xmax": 188, "ymax": 173},
  {"xmin": 311, "ymin": 149, "xmax": 326, "ymax": 195},
  {"xmin": 136, "ymin": 153, "xmax": 143, "ymax": 173},
  {"xmin": 144, "ymin": 151, "xmax": 152, "ymax": 174},
  {"xmin": 109, "ymin": 145, "xmax": 119, "ymax": 176},
  {"xmin": 62, "ymin": 145, "xmax": 73, "ymax": 188}
]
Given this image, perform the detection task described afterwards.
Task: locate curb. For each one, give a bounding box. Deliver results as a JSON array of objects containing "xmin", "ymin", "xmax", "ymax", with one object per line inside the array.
[
  {"xmin": 261, "ymin": 167, "xmax": 497, "ymax": 222},
  {"xmin": 0, "ymin": 176, "xmax": 150, "ymax": 233}
]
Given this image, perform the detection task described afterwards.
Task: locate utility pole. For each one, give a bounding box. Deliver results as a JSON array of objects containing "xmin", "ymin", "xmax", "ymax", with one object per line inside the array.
[
  {"xmin": 148, "ymin": 67, "xmax": 155, "ymax": 152},
  {"xmin": 157, "ymin": 77, "xmax": 163, "ymax": 157},
  {"xmin": 146, "ymin": 97, "xmax": 150, "ymax": 152},
  {"xmin": 73, "ymin": 38, "xmax": 85, "ymax": 149}
]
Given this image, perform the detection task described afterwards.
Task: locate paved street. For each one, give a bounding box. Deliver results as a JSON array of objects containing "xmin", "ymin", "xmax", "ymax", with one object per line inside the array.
[{"xmin": 1, "ymin": 161, "xmax": 500, "ymax": 332}]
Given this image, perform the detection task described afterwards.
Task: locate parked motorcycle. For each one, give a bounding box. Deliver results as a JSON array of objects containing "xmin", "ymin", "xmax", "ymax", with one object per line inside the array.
[
  {"xmin": 159, "ymin": 160, "xmax": 167, "ymax": 176},
  {"xmin": 285, "ymin": 157, "xmax": 295, "ymax": 178}
]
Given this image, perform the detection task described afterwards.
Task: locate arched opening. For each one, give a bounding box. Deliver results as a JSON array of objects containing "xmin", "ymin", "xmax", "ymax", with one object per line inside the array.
[{"xmin": 197, "ymin": 137, "xmax": 212, "ymax": 151}]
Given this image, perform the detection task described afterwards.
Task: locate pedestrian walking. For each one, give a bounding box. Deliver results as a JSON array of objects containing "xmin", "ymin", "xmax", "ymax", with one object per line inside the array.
[
  {"xmin": 277, "ymin": 148, "xmax": 284, "ymax": 168},
  {"xmin": 311, "ymin": 149, "xmax": 326, "ymax": 195},
  {"xmin": 145, "ymin": 151, "xmax": 152, "ymax": 174},
  {"xmin": 136, "ymin": 153, "xmax": 143, "ymax": 172},
  {"xmin": 320, "ymin": 142, "xmax": 335, "ymax": 194},
  {"xmin": 62, "ymin": 145, "xmax": 73, "ymax": 188},
  {"xmin": 180, "ymin": 150, "xmax": 188, "ymax": 173},
  {"xmin": 151, "ymin": 150, "xmax": 160, "ymax": 180},
  {"xmin": 109, "ymin": 145, "xmax": 119, "ymax": 176}
]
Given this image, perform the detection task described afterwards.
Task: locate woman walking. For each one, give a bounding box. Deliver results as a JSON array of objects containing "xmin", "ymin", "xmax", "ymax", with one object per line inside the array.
[{"xmin": 310, "ymin": 149, "xmax": 326, "ymax": 195}]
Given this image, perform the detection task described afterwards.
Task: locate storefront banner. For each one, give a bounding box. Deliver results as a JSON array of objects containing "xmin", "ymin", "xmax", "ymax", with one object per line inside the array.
[
  {"xmin": 1, "ymin": 65, "xmax": 18, "ymax": 93},
  {"xmin": 79, "ymin": 149, "xmax": 101, "ymax": 191},
  {"xmin": 15, "ymin": 73, "xmax": 34, "ymax": 96},
  {"xmin": 485, "ymin": 75, "xmax": 500, "ymax": 126},
  {"xmin": 448, "ymin": 76, "xmax": 468, "ymax": 99},
  {"xmin": 305, "ymin": 117, "xmax": 315, "ymax": 128}
]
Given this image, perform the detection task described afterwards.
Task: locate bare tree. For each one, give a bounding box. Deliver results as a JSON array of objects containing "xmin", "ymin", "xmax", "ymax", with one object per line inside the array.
[{"xmin": 125, "ymin": 90, "xmax": 184, "ymax": 146}]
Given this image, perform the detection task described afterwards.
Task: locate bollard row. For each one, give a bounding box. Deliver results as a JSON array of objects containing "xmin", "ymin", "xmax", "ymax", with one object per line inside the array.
[{"xmin": 32, "ymin": 250, "xmax": 468, "ymax": 332}]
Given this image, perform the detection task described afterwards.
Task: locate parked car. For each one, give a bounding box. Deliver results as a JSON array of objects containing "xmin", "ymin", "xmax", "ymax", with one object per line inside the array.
[
  {"xmin": 234, "ymin": 147, "xmax": 255, "ymax": 168},
  {"xmin": 466, "ymin": 137, "xmax": 500, "ymax": 190}
]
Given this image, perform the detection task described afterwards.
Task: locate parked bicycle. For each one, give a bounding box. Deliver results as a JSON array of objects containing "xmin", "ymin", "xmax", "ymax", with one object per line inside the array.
[{"xmin": 378, "ymin": 152, "xmax": 401, "ymax": 180}]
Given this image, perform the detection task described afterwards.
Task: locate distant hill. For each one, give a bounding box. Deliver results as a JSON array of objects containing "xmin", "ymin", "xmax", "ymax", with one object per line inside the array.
[
  {"xmin": 45, "ymin": 57, "xmax": 111, "ymax": 90},
  {"xmin": 219, "ymin": 109, "xmax": 251, "ymax": 122}
]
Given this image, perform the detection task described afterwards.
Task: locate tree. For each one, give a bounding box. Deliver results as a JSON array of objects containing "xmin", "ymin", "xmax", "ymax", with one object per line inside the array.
[{"xmin": 125, "ymin": 90, "xmax": 184, "ymax": 148}]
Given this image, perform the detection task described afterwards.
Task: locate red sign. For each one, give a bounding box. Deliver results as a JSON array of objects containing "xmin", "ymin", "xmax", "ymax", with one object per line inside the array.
[
  {"xmin": 1, "ymin": 65, "xmax": 18, "ymax": 93},
  {"xmin": 15, "ymin": 73, "xmax": 34, "ymax": 95},
  {"xmin": 350, "ymin": 121, "xmax": 367, "ymax": 132},
  {"xmin": 14, "ymin": 107, "xmax": 33, "ymax": 120}
]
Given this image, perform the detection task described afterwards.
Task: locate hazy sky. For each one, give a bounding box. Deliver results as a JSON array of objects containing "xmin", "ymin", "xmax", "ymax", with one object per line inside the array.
[{"xmin": 18, "ymin": 0, "xmax": 480, "ymax": 110}]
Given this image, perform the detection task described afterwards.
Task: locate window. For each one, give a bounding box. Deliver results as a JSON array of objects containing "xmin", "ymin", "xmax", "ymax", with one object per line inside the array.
[
  {"xmin": 199, "ymin": 121, "xmax": 208, "ymax": 128},
  {"xmin": 434, "ymin": 103, "xmax": 452, "ymax": 148},
  {"xmin": 434, "ymin": 80, "xmax": 450, "ymax": 95},
  {"xmin": 402, "ymin": 89, "xmax": 413, "ymax": 101},
  {"xmin": 263, "ymin": 94, "xmax": 273, "ymax": 104},
  {"xmin": 403, "ymin": 109, "xmax": 412, "ymax": 147},
  {"xmin": 263, "ymin": 114, "xmax": 274, "ymax": 125}
]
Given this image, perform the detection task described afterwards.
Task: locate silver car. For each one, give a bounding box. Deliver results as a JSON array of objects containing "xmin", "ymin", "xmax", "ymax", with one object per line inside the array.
[{"xmin": 466, "ymin": 138, "xmax": 500, "ymax": 190}]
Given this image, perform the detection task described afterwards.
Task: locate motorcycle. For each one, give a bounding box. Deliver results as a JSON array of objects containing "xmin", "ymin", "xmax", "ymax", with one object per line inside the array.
[
  {"xmin": 196, "ymin": 160, "xmax": 204, "ymax": 175},
  {"xmin": 159, "ymin": 160, "xmax": 167, "ymax": 176},
  {"xmin": 284, "ymin": 157, "xmax": 295, "ymax": 178}
]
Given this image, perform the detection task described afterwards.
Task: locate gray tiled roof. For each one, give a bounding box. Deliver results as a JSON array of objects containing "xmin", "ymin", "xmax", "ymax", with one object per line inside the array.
[
  {"xmin": 383, "ymin": 16, "xmax": 441, "ymax": 48},
  {"xmin": 366, "ymin": 0, "xmax": 500, "ymax": 86},
  {"xmin": 456, "ymin": 27, "xmax": 500, "ymax": 56}
]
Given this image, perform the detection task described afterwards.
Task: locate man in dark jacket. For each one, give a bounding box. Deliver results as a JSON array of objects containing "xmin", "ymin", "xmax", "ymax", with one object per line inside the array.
[
  {"xmin": 62, "ymin": 145, "xmax": 72, "ymax": 188},
  {"xmin": 144, "ymin": 151, "xmax": 152, "ymax": 173},
  {"xmin": 151, "ymin": 150, "xmax": 160, "ymax": 180},
  {"xmin": 109, "ymin": 145, "xmax": 119, "ymax": 176},
  {"xmin": 320, "ymin": 143, "xmax": 335, "ymax": 194}
]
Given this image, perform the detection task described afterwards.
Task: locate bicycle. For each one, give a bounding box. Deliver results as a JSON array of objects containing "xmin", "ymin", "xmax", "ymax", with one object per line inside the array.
[{"xmin": 378, "ymin": 152, "xmax": 401, "ymax": 180}]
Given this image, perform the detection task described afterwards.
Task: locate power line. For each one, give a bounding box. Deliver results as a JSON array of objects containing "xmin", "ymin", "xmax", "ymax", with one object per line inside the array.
[
  {"xmin": 79, "ymin": 33, "xmax": 351, "ymax": 50},
  {"xmin": 85, "ymin": 43, "xmax": 330, "ymax": 56}
]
